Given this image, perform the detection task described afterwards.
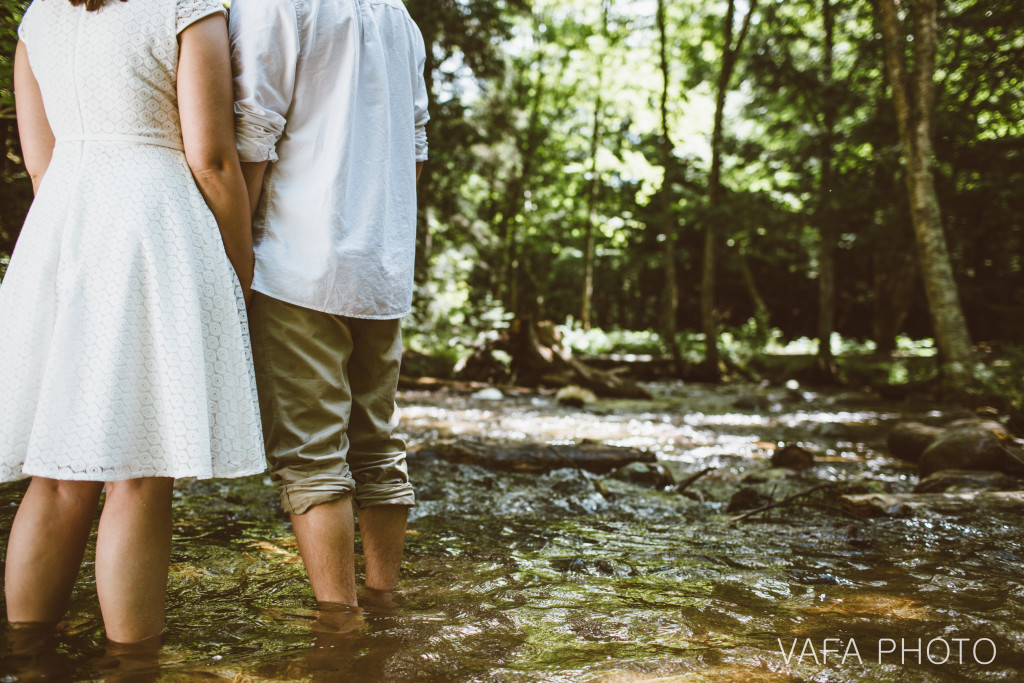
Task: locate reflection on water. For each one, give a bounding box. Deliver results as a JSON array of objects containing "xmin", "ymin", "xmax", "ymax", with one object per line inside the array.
[{"xmin": 1, "ymin": 382, "xmax": 1022, "ymax": 681}]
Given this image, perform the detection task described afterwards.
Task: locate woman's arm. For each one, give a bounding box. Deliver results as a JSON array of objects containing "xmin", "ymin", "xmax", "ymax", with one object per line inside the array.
[
  {"xmin": 177, "ymin": 13, "xmax": 254, "ymax": 300},
  {"xmin": 240, "ymin": 160, "xmax": 268, "ymax": 217},
  {"xmin": 14, "ymin": 41, "xmax": 55, "ymax": 195}
]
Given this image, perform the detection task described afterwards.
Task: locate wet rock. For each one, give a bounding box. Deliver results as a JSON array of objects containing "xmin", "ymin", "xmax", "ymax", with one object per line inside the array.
[
  {"xmin": 840, "ymin": 493, "xmax": 910, "ymax": 518},
  {"xmin": 741, "ymin": 467, "xmax": 800, "ymax": 483},
  {"xmin": 841, "ymin": 491, "xmax": 1024, "ymax": 517},
  {"xmin": 732, "ymin": 393, "xmax": 771, "ymax": 411},
  {"xmin": 471, "ymin": 387, "xmax": 505, "ymax": 401},
  {"xmin": 913, "ymin": 469, "xmax": 1023, "ymax": 494},
  {"xmin": 887, "ymin": 422, "xmax": 944, "ymax": 463},
  {"xmin": 771, "ymin": 444, "xmax": 814, "ymax": 471},
  {"xmin": 568, "ymin": 558, "xmax": 589, "ymax": 574},
  {"xmin": 609, "ymin": 462, "xmax": 675, "ymax": 489},
  {"xmin": 918, "ymin": 420, "xmax": 1024, "ymax": 477},
  {"xmin": 556, "ymin": 385, "xmax": 597, "ymax": 407},
  {"xmin": 726, "ymin": 486, "xmax": 771, "ymax": 513},
  {"xmin": 838, "ymin": 478, "xmax": 887, "ymax": 496},
  {"xmin": 415, "ymin": 441, "xmax": 655, "ymax": 474}
]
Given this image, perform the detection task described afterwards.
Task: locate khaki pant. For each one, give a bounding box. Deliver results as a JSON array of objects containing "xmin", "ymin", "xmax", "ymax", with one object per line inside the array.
[{"xmin": 249, "ymin": 293, "xmax": 414, "ymax": 515}]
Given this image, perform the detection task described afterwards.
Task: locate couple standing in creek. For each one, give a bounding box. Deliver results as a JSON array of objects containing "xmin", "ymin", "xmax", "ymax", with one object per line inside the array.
[{"xmin": 0, "ymin": 0, "xmax": 428, "ymax": 658}]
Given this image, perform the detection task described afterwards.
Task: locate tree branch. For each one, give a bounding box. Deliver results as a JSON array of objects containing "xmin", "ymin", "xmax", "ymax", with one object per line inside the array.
[{"xmin": 729, "ymin": 482, "xmax": 840, "ymax": 522}]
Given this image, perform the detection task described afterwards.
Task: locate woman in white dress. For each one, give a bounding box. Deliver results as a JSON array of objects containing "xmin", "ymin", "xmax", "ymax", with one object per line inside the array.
[{"xmin": 1, "ymin": 0, "xmax": 265, "ymax": 644}]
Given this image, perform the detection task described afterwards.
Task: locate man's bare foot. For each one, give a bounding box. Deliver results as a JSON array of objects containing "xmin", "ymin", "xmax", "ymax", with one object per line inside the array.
[
  {"xmin": 360, "ymin": 587, "xmax": 405, "ymax": 613},
  {"xmin": 311, "ymin": 601, "xmax": 365, "ymax": 636}
]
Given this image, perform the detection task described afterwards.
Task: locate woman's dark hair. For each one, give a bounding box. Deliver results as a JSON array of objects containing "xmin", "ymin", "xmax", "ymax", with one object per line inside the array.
[{"xmin": 69, "ymin": 0, "xmax": 127, "ymax": 10}]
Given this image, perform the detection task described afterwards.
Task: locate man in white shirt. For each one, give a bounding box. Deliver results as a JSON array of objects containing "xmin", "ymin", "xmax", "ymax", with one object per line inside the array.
[{"xmin": 229, "ymin": 0, "xmax": 428, "ymax": 608}]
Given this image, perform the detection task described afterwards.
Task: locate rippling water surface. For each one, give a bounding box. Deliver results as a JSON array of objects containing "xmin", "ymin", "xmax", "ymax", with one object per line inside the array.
[{"xmin": 1, "ymin": 382, "xmax": 1021, "ymax": 681}]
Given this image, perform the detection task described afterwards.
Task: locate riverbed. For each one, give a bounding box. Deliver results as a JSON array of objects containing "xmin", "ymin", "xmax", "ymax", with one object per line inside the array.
[{"xmin": 1, "ymin": 381, "xmax": 1021, "ymax": 681}]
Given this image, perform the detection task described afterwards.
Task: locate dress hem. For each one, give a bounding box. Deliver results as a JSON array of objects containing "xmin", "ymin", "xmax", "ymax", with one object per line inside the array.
[{"xmin": 4, "ymin": 462, "xmax": 267, "ymax": 483}]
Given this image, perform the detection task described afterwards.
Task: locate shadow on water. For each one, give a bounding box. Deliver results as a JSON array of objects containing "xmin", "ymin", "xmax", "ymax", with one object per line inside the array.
[{"xmin": 0, "ymin": 381, "xmax": 1022, "ymax": 681}]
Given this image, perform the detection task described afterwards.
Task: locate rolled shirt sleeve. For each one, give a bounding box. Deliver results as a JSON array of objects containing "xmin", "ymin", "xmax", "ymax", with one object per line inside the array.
[
  {"xmin": 411, "ymin": 17, "xmax": 429, "ymax": 162},
  {"xmin": 229, "ymin": 0, "xmax": 301, "ymax": 163}
]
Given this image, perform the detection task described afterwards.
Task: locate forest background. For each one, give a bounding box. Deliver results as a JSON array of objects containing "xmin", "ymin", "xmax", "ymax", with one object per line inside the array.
[{"xmin": 0, "ymin": 0, "xmax": 1022, "ymax": 405}]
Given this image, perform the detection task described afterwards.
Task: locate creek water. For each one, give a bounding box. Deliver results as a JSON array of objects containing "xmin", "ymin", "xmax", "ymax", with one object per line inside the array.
[{"xmin": 0, "ymin": 381, "xmax": 1021, "ymax": 681}]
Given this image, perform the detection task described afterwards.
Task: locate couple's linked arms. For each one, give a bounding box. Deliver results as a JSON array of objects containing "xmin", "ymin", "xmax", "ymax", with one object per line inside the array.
[{"xmin": 178, "ymin": 14, "xmax": 254, "ymax": 301}]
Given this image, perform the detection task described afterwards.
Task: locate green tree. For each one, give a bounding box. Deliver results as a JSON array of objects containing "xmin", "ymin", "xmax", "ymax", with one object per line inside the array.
[
  {"xmin": 1, "ymin": 0, "xmax": 31, "ymax": 255},
  {"xmin": 876, "ymin": 0, "xmax": 975, "ymax": 389},
  {"xmin": 699, "ymin": 0, "xmax": 758, "ymax": 380}
]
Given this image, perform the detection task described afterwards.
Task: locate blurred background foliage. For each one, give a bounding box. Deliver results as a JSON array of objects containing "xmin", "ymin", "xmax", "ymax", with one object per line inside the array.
[{"xmin": 1, "ymin": 0, "xmax": 1022, "ymax": 400}]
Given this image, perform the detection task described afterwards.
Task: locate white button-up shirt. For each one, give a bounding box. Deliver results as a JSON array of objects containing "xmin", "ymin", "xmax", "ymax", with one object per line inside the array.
[{"xmin": 229, "ymin": 0, "xmax": 429, "ymax": 318}]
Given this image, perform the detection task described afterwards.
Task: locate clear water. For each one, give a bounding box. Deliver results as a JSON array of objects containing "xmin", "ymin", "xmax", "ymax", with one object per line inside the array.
[{"xmin": 1, "ymin": 382, "xmax": 1021, "ymax": 681}]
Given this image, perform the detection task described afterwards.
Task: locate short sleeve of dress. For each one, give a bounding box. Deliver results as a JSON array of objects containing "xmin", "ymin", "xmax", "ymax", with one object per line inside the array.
[
  {"xmin": 17, "ymin": 2, "xmax": 36, "ymax": 44},
  {"xmin": 176, "ymin": 0, "xmax": 225, "ymax": 35}
]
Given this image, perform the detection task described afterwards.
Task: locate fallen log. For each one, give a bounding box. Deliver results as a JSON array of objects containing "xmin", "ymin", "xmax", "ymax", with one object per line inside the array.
[
  {"xmin": 456, "ymin": 317, "xmax": 652, "ymax": 399},
  {"xmin": 409, "ymin": 441, "xmax": 655, "ymax": 474},
  {"xmin": 840, "ymin": 491, "xmax": 1024, "ymax": 517},
  {"xmin": 397, "ymin": 375, "xmax": 536, "ymax": 395}
]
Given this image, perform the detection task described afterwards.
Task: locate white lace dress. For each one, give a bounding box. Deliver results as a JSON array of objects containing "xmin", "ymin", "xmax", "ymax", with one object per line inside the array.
[{"xmin": 0, "ymin": 0, "xmax": 265, "ymax": 481}]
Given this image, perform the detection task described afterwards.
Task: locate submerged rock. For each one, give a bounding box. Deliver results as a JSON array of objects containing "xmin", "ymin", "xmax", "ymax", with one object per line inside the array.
[
  {"xmin": 608, "ymin": 462, "xmax": 675, "ymax": 489},
  {"xmin": 887, "ymin": 422, "xmax": 944, "ymax": 463},
  {"xmin": 918, "ymin": 420, "xmax": 1024, "ymax": 477},
  {"xmin": 726, "ymin": 487, "xmax": 771, "ymax": 513},
  {"xmin": 913, "ymin": 469, "xmax": 1023, "ymax": 494},
  {"xmin": 771, "ymin": 444, "xmax": 815, "ymax": 471}
]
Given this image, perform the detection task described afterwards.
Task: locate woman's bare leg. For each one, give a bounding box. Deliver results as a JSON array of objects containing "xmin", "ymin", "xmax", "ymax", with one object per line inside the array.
[
  {"xmin": 5, "ymin": 477, "xmax": 103, "ymax": 624},
  {"xmin": 95, "ymin": 477, "xmax": 174, "ymax": 644}
]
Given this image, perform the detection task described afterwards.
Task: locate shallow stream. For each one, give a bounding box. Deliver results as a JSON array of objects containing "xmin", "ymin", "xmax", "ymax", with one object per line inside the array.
[{"xmin": 1, "ymin": 381, "xmax": 1022, "ymax": 681}]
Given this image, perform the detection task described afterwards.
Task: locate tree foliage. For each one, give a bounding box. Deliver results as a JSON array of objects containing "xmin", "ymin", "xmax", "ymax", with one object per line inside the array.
[{"xmin": 2, "ymin": 0, "xmax": 1022, "ymax": 378}]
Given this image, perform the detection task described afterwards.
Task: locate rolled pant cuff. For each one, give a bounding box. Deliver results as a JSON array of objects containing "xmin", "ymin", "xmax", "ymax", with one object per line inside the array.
[
  {"xmin": 280, "ymin": 476, "xmax": 355, "ymax": 515},
  {"xmin": 355, "ymin": 482, "xmax": 416, "ymax": 509}
]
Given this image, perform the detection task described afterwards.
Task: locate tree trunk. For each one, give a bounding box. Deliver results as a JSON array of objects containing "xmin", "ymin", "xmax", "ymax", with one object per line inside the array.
[
  {"xmin": 408, "ymin": 6, "xmax": 435, "ymax": 285},
  {"xmin": 872, "ymin": 248, "xmax": 917, "ymax": 355},
  {"xmin": 581, "ymin": 101, "xmax": 600, "ymax": 329},
  {"xmin": 581, "ymin": 4, "xmax": 608, "ymax": 330},
  {"xmin": 737, "ymin": 245, "xmax": 769, "ymax": 329},
  {"xmin": 656, "ymin": 0, "xmax": 682, "ymax": 373},
  {"xmin": 876, "ymin": 0, "xmax": 974, "ymax": 389},
  {"xmin": 701, "ymin": 0, "xmax": 758, "ymax": 381},
  {"xmin": 814, "ymin": 0, "xmax": 838, "ymax": 381},
  {"xmin": 494, "ymin": 59, "xmax": 546, "ymax": 310}
]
